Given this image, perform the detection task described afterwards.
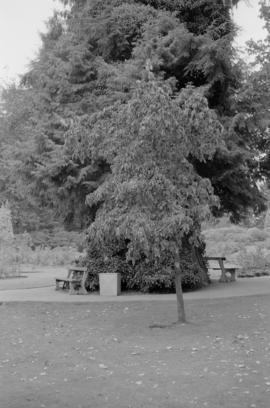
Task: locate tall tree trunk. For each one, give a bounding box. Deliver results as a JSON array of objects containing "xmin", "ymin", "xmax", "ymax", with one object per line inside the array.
[{"xmin": 174, "ymin": 259, "xmax": 186, "ymax": 323}]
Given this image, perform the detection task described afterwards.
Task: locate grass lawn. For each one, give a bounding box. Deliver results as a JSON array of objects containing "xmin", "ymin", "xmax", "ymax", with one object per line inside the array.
[{"xmin": 1, "ymin": 296, "xmax": 270, "ymax": 408}]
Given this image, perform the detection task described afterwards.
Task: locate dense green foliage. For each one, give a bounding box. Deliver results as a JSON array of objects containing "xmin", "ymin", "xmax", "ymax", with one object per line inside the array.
[
  {"xmin": 236, "ymin": 2, "xmax": 270, "ymax": 185},
  {"xmin": 0, "ymin": 0, "xmax": 265, "ymax": 229},
  {"xmin": 84, "ymin": 242, "xmax": 207, "ymax": 293}
]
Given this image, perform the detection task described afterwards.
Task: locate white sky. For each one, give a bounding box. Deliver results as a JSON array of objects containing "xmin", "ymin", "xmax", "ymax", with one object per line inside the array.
[
  {"xmin": 233, "ymin": 0, "xmax": 267, "ymax": 48},
  {"xmin": 0, "ymin": 0, "xmax": 268, "ymax": 84},
  {"xmin": 0, "ymin": 0, "xmax": 62, "ymax": 84}
]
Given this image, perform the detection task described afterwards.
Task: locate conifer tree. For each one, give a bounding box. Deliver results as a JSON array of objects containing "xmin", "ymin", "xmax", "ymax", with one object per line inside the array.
[{"xmin": 27, "ymin": 0, "xmax": 266, "ymax": 223}]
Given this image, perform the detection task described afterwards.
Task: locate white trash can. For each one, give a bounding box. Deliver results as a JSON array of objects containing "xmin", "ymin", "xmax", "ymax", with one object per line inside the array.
[{"xmin": 99, "ymin": 273, "xmax": 121, "ymax": 296}]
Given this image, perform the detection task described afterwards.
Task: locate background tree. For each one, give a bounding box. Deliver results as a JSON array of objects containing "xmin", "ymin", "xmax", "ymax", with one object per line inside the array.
[
  {"xmin": 0, "ymin": 85, "xmax": 57, "ymax": 232},
  {"xmin": 1, "ymin": 0, "xmax": 263, "ymax": 229},
  {"xmin": 236, "ymin": 1, "xmax": 270, "ymax": 186}
]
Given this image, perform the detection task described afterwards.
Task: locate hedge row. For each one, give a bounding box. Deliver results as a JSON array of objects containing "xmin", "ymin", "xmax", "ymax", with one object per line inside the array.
[{"xmin": 80, "ymin": 242, "xmax": 208, "ymax": 293}]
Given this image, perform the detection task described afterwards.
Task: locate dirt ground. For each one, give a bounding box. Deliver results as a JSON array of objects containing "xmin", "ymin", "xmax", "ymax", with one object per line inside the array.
[{"xmin": 1, "ymin": 295, "xmax": 270, "ymax": 408}]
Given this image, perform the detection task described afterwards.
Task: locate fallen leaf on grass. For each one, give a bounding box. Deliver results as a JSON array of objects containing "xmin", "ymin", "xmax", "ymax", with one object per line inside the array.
[{"xmin": 99, "ymin": 364, "xmax": 108, "ymax": 369}]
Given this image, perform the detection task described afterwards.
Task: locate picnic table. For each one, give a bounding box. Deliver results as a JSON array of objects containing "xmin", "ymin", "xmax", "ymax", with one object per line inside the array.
[
  {"xmin": 206, "ymin": 256, "xmax": 238, "ymax": 282},
  {"xmin": 55, "ymin": 266, "xmax": 88, "ymax": 295}
]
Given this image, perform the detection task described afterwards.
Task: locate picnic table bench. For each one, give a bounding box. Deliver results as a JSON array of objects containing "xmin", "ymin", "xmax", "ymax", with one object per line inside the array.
[
  {"xmin": 206, "ymin": 256, "xmax": 239, "ymax": 282},
  {"xmin": 55, "ymin": 266, "xmax": 88, "ymax": 295}
]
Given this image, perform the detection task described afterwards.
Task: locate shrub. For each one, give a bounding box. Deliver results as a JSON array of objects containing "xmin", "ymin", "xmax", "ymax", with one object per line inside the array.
[
  {"xmin": 0, "ymin": 202, "xmax": 14, "ymax": 244},
  {"xmin": 0, "ymin": 203, "xmax": 17, "ymax": 278},
  {"xmin": 236, "ymin": 246, "xmax": 270, "ymax": 275},
  {"xmin": 0, "ymin": 244, "xmax": 21, "ymax": 278},
  {"xmin": 263, "ymin": 238, "xmax": 270, "ymax": 250},
  {"xmin": 25, "ymin": 246, "xmax": 80, "ymax": 266},
  {"xmin": 81, "ymin": 238, "xmax": 207, "ymax": 293},
  {"xmin": 203, "ymin": 219, "xmax": 270, "ymax": 276},
  {"xmin": 0, "ymin": 232, "xmax": 82, "ymax": 278},
  {"xmin": 247, "ymin": 227, "xmax": 268, "ymax": 242},
  {"xmin": 29, "ymin": 228, "xmax": 85, "ymax": 251}
]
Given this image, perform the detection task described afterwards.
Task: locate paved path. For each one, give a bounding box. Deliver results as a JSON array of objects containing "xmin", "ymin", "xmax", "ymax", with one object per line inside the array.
[
  {"xmin": 0, "ymin": 266, "xmax": 270, "ymax": 303},
  {"xmin": 0, "ymin": 266, "xmax": 67, "ymax": 291}
]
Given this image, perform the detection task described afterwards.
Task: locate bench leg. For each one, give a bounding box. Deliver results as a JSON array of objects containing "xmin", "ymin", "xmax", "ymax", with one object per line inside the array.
[
  {"xmin": 78, "ymin": 285, "xmax": 88, "ymax": 295},
  {"xmin": 55, "ymin": 280, "xmax": 60, "ymax": 290},
  {"xmin": 69, "ymin": 283, "xmax": 88, "ymax": 295},
  {"xmin": 63, "ymin": 281, "xmax": 70, "ymax": 290},
  {"xmin": 69, "ymin": 282, "xmax": 78, "ymax": 295},
  {"xmin": 69, "ymin": 282, "xmax": 87, "ymax": 295},
  {"xmin": 218, "ymin": 259, "xmax": 229, "ymax": 282},
  {"xmin": 227, "ymin": 268, "xmax": 236, "ymax": 282}
]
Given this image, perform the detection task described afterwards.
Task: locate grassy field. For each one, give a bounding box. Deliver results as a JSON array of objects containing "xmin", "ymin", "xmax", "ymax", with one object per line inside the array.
[{"xmin": 1, "ymin": 296, "xmax": 270, "ymax": 408}]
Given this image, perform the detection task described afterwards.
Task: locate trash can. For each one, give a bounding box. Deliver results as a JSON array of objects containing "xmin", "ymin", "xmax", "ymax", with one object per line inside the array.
[{"xmin": 99, "ymin": 273, "xmax": 121, "ymax": 296}]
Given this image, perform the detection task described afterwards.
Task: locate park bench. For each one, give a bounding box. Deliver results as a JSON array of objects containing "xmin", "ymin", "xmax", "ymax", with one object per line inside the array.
[
  {"xmin": 206, "ymin": 256, "xmax": 239, "ymax": 282},
  {"xmin": 55, "ymin": 266, "xmax": 88, "ymax": 295}
]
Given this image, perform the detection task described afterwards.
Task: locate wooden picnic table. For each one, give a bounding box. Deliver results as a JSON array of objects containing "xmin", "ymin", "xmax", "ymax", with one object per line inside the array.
[{"xmin": 206, "ymin": 256, "xmax": 238, "ymax": 282}]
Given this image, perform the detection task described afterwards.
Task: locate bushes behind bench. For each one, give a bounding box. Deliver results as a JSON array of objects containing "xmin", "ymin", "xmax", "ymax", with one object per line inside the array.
[{"xmin": 81, "ymin": 243, "xmax": 207, "ymax": 293}]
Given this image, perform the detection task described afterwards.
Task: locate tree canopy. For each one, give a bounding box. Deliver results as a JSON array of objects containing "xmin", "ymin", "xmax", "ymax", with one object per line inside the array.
[{"xmin": 1, "ymin": 0, "xmax": 265, "ymax": 231}]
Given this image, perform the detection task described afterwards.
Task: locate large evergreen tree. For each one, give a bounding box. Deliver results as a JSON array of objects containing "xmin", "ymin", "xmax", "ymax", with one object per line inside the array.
[
  {"xmin": 27, "ymin": 1, "xmax": 267, "ymax": 223},
  {"xmin": 1, "ymin": 0, "xmax": 267, "ymax": 289}
]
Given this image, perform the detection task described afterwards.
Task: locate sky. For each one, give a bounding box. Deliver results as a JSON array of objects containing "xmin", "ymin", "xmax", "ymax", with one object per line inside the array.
[
  {"xmin": 0, "ymin": 0, "xmax": 268, "ymax": 84},
  {"xmin": 233, "ymin": 0, "xmax": 267, "ymax": 49},
  {"xmin": 0, "ymin": 0, "xmax": 62, "ymax": 84}
]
